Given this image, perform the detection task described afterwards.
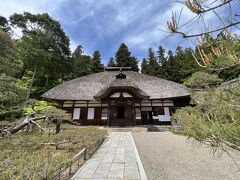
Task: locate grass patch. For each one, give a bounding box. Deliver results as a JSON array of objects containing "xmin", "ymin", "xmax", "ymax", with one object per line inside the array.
[{"xmin": 0, "ymin": 124, "xmax": 107, "ymax": 179}]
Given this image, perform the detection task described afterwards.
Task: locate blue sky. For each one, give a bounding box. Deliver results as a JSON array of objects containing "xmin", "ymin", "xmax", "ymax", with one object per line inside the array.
[{"xmin": 1, "ymin": 0, "xmax": 239, "ymax": 65}]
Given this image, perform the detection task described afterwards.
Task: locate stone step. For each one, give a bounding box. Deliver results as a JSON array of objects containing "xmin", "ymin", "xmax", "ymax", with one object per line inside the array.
[
  {"xmin": 110, "ymin": 128, "xmax": 133, "ymax": 132},
  {"xmin": 147, "ymin": 125, "xmax": 172, "ymax": 132}
]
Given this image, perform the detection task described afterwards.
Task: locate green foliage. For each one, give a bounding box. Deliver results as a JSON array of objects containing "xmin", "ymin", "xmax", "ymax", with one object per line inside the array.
[
  {"xmin": 16, "ymin": 76, "xmax": 31, "ymax": 89},
  {"xmin": 0, "ymin": 75, "xmax": 27, "ymax": 108},
  {"xmin": 107, "ymin": 57, "xmax": 117, "ymax": 67},
  {"xmin": 173, "ymin": 84, "xmax": 240, "ymax": 152},
  {"xmin": 24, "ymin": 100, "xmax": 53, "ymax": 115},
  {"xmin": 10, "ymin": 12, "xmax": 71, "ymax": 98},
  {"xmin": 184, "ymin": 71, "xmax": 223, "ymax": 88},
  {"xmin": 115, "ymin": 43, "xmax": 131, "ymax": 67},
  {"xmin": 0, "ymin": 107, "xmax": 24, "ymax": 122},
  {"xmin": 23, "ymin": 100, "xmax": 71, "ymax": 126},
  {"xmin": 141, "ymin": 58, "xmax": 148, "ymax": 74},
  {"xmin": 157, "ymin": 45, "xmax": 166, "ymax": 65},
  {"xmin": 71, "ymin": 45, "xmax": 92, "ymax": 78},
  {"xmin": 0, "ymin": 75, "xmax": 27, "ymax": 120},
  {"xmin": 0, "ymin": 16, "xmax": 11, "ymax": 33},
  {"xmin": 195, "ymin": 36, "xmax": 240, "ymax": 80},
  {"xmin": 145, "ymin": 48, "xmax": 159, "ymax": 76},
  {"xmin": 0, "ymin": 125, "xmax": 107, "ymax": 179},
  {"xmin": 115, "ymin": 43, "xmax": 139, "ymax": 71},
  {"xmin": 90, "ymin": 51, "xmax": 104, "ymax": 73},
  {"xmin": 0, "ymin": 30, "xmax": 20, "ymax": 76},
  {"xmin": 141, "ymin": 46, "xmax": 201, "ymax": 82}
]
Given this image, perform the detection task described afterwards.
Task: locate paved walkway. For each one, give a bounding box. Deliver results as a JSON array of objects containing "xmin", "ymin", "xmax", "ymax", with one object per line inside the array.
[
  {"xmin": 72, "ymin": 132, "xmax": 147, "ymax": 180},
  {"xmin": 133, "ymin": 132, "xmax": 240, "ymax": 180}
]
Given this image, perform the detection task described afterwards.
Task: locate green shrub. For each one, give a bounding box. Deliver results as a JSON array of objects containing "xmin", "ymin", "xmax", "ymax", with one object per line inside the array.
[
  {"xmin": 173, "ymin": 84, "xmax": 240, "ymax": 152},
  {"xmin": 0, "ymin": 106, "xmax": 24, "ymax": 121},
  {"xmin": 0, "ymin": 75, "xmax": 27, "ymax": 108}
]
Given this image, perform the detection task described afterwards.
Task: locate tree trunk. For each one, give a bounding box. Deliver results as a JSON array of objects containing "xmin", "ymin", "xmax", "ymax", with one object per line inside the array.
[
  {"xmin": 26, "ymin": 64, "xmax": 37, "ymax": 101},
  {"xmin": 15, "ymin": 66, "xmax": 27, "ymax": 79},
  {"xmin": 55, "ymin": 122, "xmax": 61, "ymax": 134},
  {"xmin": 45, "ymin": 74, "xmax": 49, "ymax": 88},
  {"xmin": 61, "ymin": 73, "xmax": 64, "ymax": 83},
  {"xmin": 2, "ymin": 116, "xmax": 46, "ymax": 136}
]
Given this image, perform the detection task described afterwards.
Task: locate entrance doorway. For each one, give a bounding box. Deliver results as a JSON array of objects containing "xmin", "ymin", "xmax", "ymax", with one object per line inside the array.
[
  {"xmin": 117, "ymin": 106, "xmax": 125, "ymax": 119},
  {"xmin": 109, "ymin": 104, "xmax": 133, "ymax": 127},
  {"xmin": 141, "ymin": 111, "xmax": 153, "ymax": 124}
]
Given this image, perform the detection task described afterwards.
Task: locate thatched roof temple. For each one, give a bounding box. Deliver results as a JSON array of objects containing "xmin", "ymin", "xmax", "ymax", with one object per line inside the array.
[
  {"xmin": 42, "ymin": 68, "xmax": 190, "ymax": 101},
  {"xmin": 42, "ymin": 67, "xmax": 190, "ymax": 126}
]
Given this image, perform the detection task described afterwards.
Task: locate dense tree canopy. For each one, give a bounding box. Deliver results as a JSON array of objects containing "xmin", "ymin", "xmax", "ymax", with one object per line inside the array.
[
  {"xmin": 10, "ymin": 12, "xmax": 71, "ymax": 99},
  {"xmin": 0, "ymin": 30, "xmax": 19, "ymax": 76},
  {"xmin": 141, "ymin": 46, "xmax": 201, "ymax": 83}
]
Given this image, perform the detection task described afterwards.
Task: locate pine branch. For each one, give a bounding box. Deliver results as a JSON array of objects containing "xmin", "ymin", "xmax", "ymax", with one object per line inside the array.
[
  {"xmin": 185, "ymin": 0, "xmax": 232, "ymax": 14},
  {"xmin": 173, "ymin": 21, "xmax": 240, "ymax": 38}
]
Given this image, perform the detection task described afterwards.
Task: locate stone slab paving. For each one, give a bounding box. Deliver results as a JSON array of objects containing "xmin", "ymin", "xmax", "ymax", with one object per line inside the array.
[{"xmin": 72, "ymin": 132, "xmax": 147, "ymax": 180}]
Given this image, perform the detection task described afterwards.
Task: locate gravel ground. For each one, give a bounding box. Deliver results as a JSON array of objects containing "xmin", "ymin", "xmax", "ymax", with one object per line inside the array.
[{"xmin": 133, "ymin": 132, "xmax": 240, "ymax": 180}]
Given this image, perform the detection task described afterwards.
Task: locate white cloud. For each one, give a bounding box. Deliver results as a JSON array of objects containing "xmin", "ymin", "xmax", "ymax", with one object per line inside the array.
[{"xmin": 0, "ymin": 0, "xmax": 229, "ymax": 62}]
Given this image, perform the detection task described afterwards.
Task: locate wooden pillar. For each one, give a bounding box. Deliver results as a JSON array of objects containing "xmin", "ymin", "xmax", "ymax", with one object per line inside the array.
[
  {"xmin": 86, "ymin": 101, "xmax": 89, "ymax": 124},
  {"xmin": 133, "ymin": 103, "xmax": 136, "ymax": 126},
  {"xmin": 100, "ymin": 102, "xmax": 103, "ymax": 125},
  {"xmin": 107, "ymin": 102, "xmax": 110, "ymax": 126},
  {"xmin": 73, "ymin": 101, "xmax": 75, "ymax": 121},
  {"xmin": 140, "ymin": 101, "xmax": 142, "ymax": 125}
]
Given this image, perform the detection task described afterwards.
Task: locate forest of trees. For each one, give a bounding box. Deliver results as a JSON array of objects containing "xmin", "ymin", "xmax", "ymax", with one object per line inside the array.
[
  {"xmin": 140, "ymin": 44, "xmax": 240, "ymax": 83},
  {"xmin": 141, "ymin": 46, "xmax": 201, "ymax": 83},
  {"xmin": 0, "ymin": 13, "xmax": 105, "ymax": 120}
]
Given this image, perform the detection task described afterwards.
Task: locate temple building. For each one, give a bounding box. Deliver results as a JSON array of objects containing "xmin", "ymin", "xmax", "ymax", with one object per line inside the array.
[{"xmin": 42, "ymin": 67, "xmax": 190, "ymax": 126}]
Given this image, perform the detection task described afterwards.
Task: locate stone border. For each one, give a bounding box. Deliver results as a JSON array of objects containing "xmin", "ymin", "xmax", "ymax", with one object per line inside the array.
[{"xmin": 130, "ymin": 132, "xmax": 148, "ymax": 180}]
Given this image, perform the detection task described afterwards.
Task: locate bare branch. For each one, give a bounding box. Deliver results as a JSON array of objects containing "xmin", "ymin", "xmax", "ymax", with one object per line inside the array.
[{"xmin": 30, "ymin": 120, "xmax": 49, "ymax": 132}]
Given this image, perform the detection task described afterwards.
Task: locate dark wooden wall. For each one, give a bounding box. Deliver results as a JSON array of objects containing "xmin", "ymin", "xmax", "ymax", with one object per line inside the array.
[{"xmin": 62, "ymin": 96, "xmax": 190, "ymax": 126}]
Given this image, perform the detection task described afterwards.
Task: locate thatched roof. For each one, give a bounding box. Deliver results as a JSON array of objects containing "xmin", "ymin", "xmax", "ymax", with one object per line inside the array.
[{"xmin": 41, "ymin": 70, "xmax": 190, "ymax": 101}]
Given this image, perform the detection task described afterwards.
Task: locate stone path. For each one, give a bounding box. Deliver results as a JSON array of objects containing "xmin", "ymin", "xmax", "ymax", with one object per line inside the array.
[{"xmin": 72, "ymin": 132, "xmax": 147, "ymax": 180}]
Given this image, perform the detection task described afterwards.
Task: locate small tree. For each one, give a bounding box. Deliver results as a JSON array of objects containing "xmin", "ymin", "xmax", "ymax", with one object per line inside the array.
[{"xmin": 1, "ymin": 100, "xmax": 70, "ymax": 137}]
